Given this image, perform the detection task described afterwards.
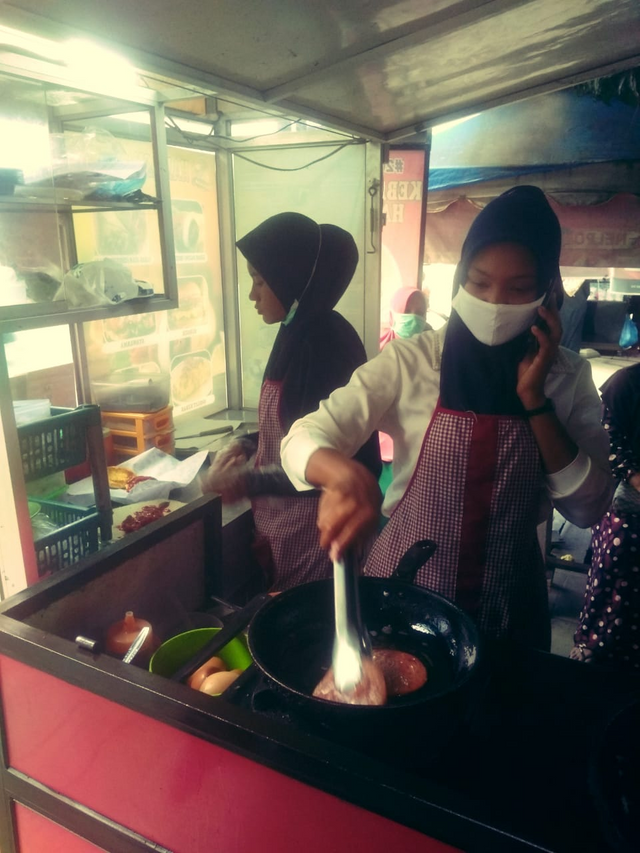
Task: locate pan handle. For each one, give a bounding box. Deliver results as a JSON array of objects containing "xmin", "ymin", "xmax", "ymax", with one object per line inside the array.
[
  {"xmin": 391, "ymin": 539, "xmax": 437, "ymax": 583},
  {"xmin": 169, "ymin": 593, "xmax": 270, "ymax": 683}
]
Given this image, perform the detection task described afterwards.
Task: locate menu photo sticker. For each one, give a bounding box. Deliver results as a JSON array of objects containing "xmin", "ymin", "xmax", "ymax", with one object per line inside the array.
[
  {"xmin": 172, "ymin": 199, "xmax": 205, "ymax": 261},
  {"xmin": 168, "ymin": 275, "xmax": 209, "ymax": 334},
  {"xmin": 170, "ymin": 349, "xmax": 214, "ymax": 412},
  {"xmin": 102, "ymin": 310, "xmax": 161, "ymax": 350},
  {"xmin": 95, "ymin": 209, "xmax": 151, "ymax": 263}
]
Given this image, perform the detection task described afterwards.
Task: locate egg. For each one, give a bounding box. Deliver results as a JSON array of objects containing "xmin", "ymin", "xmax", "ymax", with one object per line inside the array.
[
  {"xmin": 187, "ymin": 656, "xmax": 227, "ymax": 690},
  {"xmin": 199, "ymin": 669, "xmax": 243, "ymax": 695}
]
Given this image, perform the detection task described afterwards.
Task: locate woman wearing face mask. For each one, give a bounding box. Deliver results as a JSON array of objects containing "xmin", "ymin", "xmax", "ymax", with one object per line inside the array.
[
  {"xmin": 379, "ymin": 287, "xmax": 431, "ymax": 348},
  {"xmin": 203, "ymin": 211, "xmax": 381, "ymax": 591},
  {"xmin": 280, "ymin": 186, "xmax": 614, "ymax": 648}
]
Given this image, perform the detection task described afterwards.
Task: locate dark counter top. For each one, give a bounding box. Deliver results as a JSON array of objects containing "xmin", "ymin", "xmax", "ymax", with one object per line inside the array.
[
  {"xmin": 425, "ymin": 644, "xmax": 640, "ymax": 852},
  {"xmin": 2, "ymin": 530, "xmax": 639, "ymax": 853},
  {"xmin": 219, "ymin": 640, "xmax": 640, "ymax": 853}
]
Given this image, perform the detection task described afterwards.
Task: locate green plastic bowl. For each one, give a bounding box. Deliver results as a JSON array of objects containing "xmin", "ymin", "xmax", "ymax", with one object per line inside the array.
[{"xmin": 149, "ymin": 627, "xmax": 252, "ymax": 694}]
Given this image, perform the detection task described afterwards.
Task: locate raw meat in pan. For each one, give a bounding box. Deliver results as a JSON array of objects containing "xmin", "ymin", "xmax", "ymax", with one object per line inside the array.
[
  {"xmin": 312, "ymin": 657, "xmax": 387, "ymax": 706},
  {"xmin": 372, "ymin": 648, "xmax": 427, "ymax": 696}
]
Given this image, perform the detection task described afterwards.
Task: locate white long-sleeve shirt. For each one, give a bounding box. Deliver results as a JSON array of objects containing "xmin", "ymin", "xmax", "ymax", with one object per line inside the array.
[{"xmin": 281, "ymin": 325, "xmax": 614, "ymax": 528}]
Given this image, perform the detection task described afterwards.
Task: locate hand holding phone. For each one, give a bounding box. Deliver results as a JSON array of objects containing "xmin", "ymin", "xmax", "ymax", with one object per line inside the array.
[
  {"xmin": 529, "ymin": 289, "xmax": 555, "ymax": 347},
  {"xmin": 518, "ymin": 290, "xmax": 562, "ymax": 405}
]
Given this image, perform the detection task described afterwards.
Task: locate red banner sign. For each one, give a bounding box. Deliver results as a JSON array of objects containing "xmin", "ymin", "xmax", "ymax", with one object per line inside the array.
[{"xmin": 381, "ymin": 149, "xmax": 427, "ymax": 311}]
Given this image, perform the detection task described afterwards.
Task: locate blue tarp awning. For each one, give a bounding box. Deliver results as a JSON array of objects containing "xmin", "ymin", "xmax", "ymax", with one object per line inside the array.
[
  {"xmin": 429, "ymin": 89, "xmax": 640, "ymax": 181},
  {"xmin": 427, "ymin": 163, "xmax": 597, "ymax": 192}
]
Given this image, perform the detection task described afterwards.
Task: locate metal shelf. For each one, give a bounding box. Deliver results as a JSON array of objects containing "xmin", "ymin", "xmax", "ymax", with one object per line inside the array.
[{"xmin": 0, "ymin": 194, "xmax": 160, "ymax": 212}]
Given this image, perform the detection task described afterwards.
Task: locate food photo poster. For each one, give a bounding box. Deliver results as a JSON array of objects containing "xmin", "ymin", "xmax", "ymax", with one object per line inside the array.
[{"xmin": 81, "ymin": 143, "xmax": 227, "ymax": 417}]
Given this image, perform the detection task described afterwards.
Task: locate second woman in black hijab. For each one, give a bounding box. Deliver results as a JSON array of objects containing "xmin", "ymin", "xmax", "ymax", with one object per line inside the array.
[{"xmin": 204, "ymin": 211, "xmax": 380, "ymax": 591}]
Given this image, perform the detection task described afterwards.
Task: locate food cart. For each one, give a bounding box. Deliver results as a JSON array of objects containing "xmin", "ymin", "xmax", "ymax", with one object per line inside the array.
[
  {"xmin": 0, "ymin": 4, "xmax": 639, "ymax": 852},
  {"xmin": 0, "ymin": 495, "xmax": 637, "ymax": 853}
]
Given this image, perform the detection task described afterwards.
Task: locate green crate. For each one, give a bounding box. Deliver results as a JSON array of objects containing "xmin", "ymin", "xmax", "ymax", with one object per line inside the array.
[
  {"xmin": 18, "ymin": 405, "xmax": 102, "ymax": 483},
  {"xmin": 33, "ymin": 499, "xmax": 101, "ymax": 576}
]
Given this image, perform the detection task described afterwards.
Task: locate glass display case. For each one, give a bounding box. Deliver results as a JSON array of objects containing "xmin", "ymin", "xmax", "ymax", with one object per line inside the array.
[
  {"xmin": 0, "ymin": 47, "xmax": 179, "ymax": 597},
  {"xmin": 0, "ymin": 67, "xmax": 177, "ymax": 332}
]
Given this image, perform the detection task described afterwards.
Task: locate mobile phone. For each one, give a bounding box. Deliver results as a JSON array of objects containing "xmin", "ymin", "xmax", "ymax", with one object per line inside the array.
[{"xmin": 529, "ymin": 288, "xmax": 553, "ymax": 346}]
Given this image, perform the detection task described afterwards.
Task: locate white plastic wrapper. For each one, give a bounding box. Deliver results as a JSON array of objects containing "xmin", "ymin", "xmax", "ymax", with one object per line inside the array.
[
  {"xmin": 55, "ymin": 259, "xmax": 143, "ymax": 307},
  {"xmin": 67, "ymin": 448, "xmax": 209, "ymax": 506}
]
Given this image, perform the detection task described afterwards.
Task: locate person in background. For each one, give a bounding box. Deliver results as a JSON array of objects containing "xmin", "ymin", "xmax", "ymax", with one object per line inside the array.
[
  {"xmin": 558, "ymin": 278, "xmax": 590, "ymax": 352},
  {"xmin": 571, "ymin": 362, "xmax": 640, "ymax": 670},
  {"xmin": 379, "ymin": 286, "xmax": 431, "ymax": 348},
  {"xmin": 378, "ymin": 286, "xmax": 433, "ymax": 495},
  {"xmin": 203, "ymin": 212, "xmax": 381, "ymax": 591},
  {"xmin": 281, "ymin": 186, "xmax": 614, "ymax": 649}
]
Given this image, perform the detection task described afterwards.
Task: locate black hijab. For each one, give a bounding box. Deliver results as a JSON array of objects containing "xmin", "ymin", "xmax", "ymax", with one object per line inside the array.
[
  {"xmin": 440, "ymin": 186, "xmax": 563, "ymax": 415},
  {"xmin": 237, "ymin": 213, "xmax": 381, "ymax": 476},
  {"xmin": 236, "ymin": 212, "xmax": 321, "ymax": 314}
]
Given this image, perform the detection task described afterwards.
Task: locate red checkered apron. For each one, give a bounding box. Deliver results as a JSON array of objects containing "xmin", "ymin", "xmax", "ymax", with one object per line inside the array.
[
  {"xmin": 366, "ymin": 402, "xmax": 550, "ymax": 647},
  {"xmin": 251, "ymin": 380, "xmax": 332, "ymax": 591}
]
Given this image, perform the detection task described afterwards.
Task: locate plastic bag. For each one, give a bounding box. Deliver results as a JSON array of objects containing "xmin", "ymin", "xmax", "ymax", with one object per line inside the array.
[
  {"xmin": 24, "ymin": 129, "xmax": 146, "ymax": 199},
  {"xmin": 0, "ymin": 265, "xmax": 29, "ymax": 306},
  {"xmin": 31, "ymin": 512, "xmax": 63, "ymax": 538},
  {"xmin": 618, "ymin": 315, "xmax": 639, "ymax": 349},
  {"xmin": 55, "ymin": 259, "xmax": 142, "ymax": 307}
]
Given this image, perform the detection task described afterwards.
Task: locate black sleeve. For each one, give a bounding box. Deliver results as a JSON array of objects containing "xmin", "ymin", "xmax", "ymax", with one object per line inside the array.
[
  {"xmin": 244, "ymin": 465, "xmax": 319, "ymax": 498},
  {"xmin": 236, "ymin": 433, "xmax": 259, "ymax": 458}
]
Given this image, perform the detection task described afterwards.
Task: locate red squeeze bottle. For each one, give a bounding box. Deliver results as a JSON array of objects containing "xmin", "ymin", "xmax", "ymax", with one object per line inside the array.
[{"xmin": 105, "ymin": 611, "xmax": 157, "ymax": 663}]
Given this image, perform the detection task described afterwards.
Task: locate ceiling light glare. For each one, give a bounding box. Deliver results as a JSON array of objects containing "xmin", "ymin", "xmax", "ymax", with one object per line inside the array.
[
  {"xmin": 0, "ymin": 25, "xmax": 65, "ymax": 64},
  {"xmin": 64, "ymin": 38, "xmax": 139, "ymax": 91}
]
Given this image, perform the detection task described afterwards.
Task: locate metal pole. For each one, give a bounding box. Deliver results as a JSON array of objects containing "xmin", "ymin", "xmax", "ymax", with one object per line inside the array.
[{"xmin": 215, "ymin": 142, "xmax": 243, "ymax": 410}]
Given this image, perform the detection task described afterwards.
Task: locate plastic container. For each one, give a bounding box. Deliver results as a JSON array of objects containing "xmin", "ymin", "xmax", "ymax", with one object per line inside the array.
[
  {"xmin": 103, "ymin": 403, "xmax": 175, "ymax": 463},
  {"xmin": 112, "ymin": 430, "xmax": 175, "ymax": 459},
  {"xmin": 149, "ymin": 627, "xmax": 252, "ymax": 693},
  {"xmin": 92, "ymin": 366, "xmax": 170, "ymax": 413},
  {"xmin": 101, "ymin": 406, "xmax": 173, "ymax": 437}
]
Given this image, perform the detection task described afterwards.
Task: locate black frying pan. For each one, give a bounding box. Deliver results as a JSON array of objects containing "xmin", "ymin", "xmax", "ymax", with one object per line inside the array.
[{"xmin": 247, "ymin": 540, "xmax": 481, "ymax": 735}]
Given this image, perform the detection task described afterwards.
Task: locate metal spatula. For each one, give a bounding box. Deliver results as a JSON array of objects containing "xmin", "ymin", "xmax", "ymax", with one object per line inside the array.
[
  {"xmin": 331, "ymin": 551, "xmax": 377, "ymax": 693},
  {"xmin": 311, "ymin": 552, "xmax": 386, "ymax": 704}
]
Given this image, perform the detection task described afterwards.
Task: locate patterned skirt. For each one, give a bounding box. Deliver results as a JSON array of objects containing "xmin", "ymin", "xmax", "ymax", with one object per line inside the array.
[{"xmin": 572, "ymin": 510, "xmax": 640, "ymax": 671}]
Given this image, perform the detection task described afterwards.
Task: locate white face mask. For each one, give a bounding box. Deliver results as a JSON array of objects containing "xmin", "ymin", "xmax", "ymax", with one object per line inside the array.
[{"xmin": 451, "ymin": 286, "xmax": 545, "ymax": 347}]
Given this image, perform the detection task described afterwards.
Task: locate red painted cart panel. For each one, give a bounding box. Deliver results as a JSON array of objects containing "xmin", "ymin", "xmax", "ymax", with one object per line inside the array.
[
  {"xmin": 1, "ymin": 656, "xmax": 462, "ymax": 853},
  {"xmin": 14, "ymin": 804, "xmax": 107, "ymax": 853}
]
